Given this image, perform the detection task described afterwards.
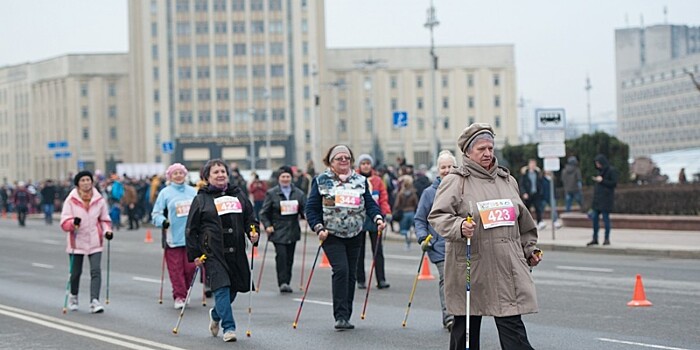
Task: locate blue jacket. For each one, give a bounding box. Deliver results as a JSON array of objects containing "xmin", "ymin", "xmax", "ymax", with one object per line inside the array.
[
  {"xmin": 151, "ymin": 182, "xmax": 197, "ymax": 248},
  {"xmin": 414, "ymin": 177, "xmax": 446, "ymax": 263}
]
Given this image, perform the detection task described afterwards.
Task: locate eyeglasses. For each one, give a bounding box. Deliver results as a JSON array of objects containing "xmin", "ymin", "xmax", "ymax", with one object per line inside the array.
[{"xmin": 333, "ymin": 156, "xmax": 351, "ymax": 162}]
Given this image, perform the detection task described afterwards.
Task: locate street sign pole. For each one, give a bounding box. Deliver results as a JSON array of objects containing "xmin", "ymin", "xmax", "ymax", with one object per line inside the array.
[{"xmin": 535, "ymin": 109, "xmax": 566, "ymax": 240}]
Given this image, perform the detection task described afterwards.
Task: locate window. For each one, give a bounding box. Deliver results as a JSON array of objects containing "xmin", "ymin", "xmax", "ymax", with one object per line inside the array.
[
  {"xmin": 194, "ymin": 0, "xmax": 207, "ymax": 12},
  {"xmin": 251, "ymin": 43, "xmax": 265, "ymax": 55},
  {"xmin": 272, "ymin": 109, "xmax": 285, "ymax": 121},
  {"xmin": 304, "ymin": 108, "xmax": 310, "ymax": 121},
  {"xmin": 390, "ymin": 76, "xmax": 397, "ymax": 89},
  {"xmin": 108, "ymin": 83, "xmax": 116, "ymax": 97},
  {"xmin": 443, "ymin": 117, "xmax": 449, "ymax": 129},
  {"xmin": 81, "ymin": 106, "xmax": 88, "ymax": 118},
  {"xmin": 82, "ymin": 128, "xmax": 89, "ymax": 140},
  {"xmin": 301, "ymin": 19, "xmax": 308, "ymax": 33},
  {"xmin": 251, "ymin": 21, "xmax": 264, "ymax": 33},
  {"xmin": 417, "ymin": 97, "xmax": 423, "ymax": 110},
  {"xmin": 176, "ymin": 0, "xmax": 189, "ymax": 12},
  {"xmin": 151, "ymin": 22, "xmax": 157, "ymax": 37},
  {"xmin": 234, "ymin": 88, "xmax": 248, "ymax": 101},
  {"xmin": 213, "ymin": 0, "xmax": 226, "ymax": 11},
  {"xmin": 469, "ymin": 116, "xmax": 475, "ymax": 124},
  {"xmin": 108, "ymin": 106, "xmax": 117, "ymax": 118},
  {"xmin": 233, "ymin": 44, "xmax": 246, "ymax": 56},
  {"xmin": 215, "ymin": 65, "xmax": 228, "ymax": 79},
  {"xmin": 416, "ymin": 76, "xmax": 423, "ymax": 88},
  {"xmin": 153, "ymin": 67, "xmax": 159, "ymax": 80},
  {"xmin": 417, "ymin": 118, "xmax": 424, "ymax": 130},
  {"xmin": 197, "ymin": 88, "xmax": 211, "ymax": 101},
  {"xmin": 198, "ymin": 111, "xmax": 211, "ymax": 123},
  {"xmin": 179, "ymin": 111, "xmax": 193, "ymax": 123},
  {"xmin": 231, "ymin": 0, "xmax": 244, "ymax": 11},
  {"xmin": 442, "ymin": 96, "xmax": 449, "ymax": 109},
  {"xmin": 304, "ymin": 86, "xmax": 310, "ymax": 99},
  {"xmin": 80, "ymin": 83, "xmax": 88, "ymax": 97},
  {"xmin": 194, "ymin": 22, "xmax": 209, "ymax": 35},
  {"xmin": 271, "ymin": 87, "xmax": 284, "ymax": 99},
  {"xmin": 216, "ymin": 88, "xmax": 229, "ymax": 100},
  {"xmin": 269, "ymin": 20, "xmax": 283, "ymax": 33},
  {"xmin": 197, "ymin": 66, "xmax": 210, "ymax": 79},
  {"xmin": 366, "ymin": 118, "xmax": 372, "ymax": 130},
  {"xmin": 338, "ymin": 99, "xmax": 346, "ymax": 111},
  {"xmin": 468, "ymin": 96, "xmax": 474, "ymax": 108},
  {"xmin": 270, "ymin": 65, "xmax": 284, "ymax": 77},
  {"xmin": 269, "ymin": 0, "xmax": 282, "ymax": 11},
  {"xmin": 110, "ymin": 127, "xmax": 117, "ymax": 140},
  {"xmin": 233, "ymin": 65, "xmax": 247, "ymax": 78},
  {"xmin": 253, "ymin": 109, "xmax": 266, "ymax": 121},
  {"xmin": 154, "ymin": 89, "xmax": 160, "ymax": 102},
  {"xmin": 270, "ymin": 42, "xmax": 283, "ymax": 55},
  {"xmin": 493, "ymin": 74, "xmax": 500, "ymax": 86},
  {"xmin": 442, "ymin": 75, "xmax": 449, "ymax": 88},
  {"xmin": 232, "ymin": 21, "xmax": 245, "ymax": 33},
  {"xmin": 177, "ymin": 44, "xmax": 191, "ymax": 57},
  {"xmin": 302, "ymin": 42, "xmax": 308, "ymax": 55},
  {"xmin": 305, "ymin": 130, "xmax": 311, "ymax": 143},
  {"xmin": 364, "ymin": 98, "xmax": 371, "ymax": 111},
  {"xmin": 467, "ymin": 74, "xmax": 474, "ymax": 87},
  {"xmin": 179, "ymin": 89, "xmax": 192, "ymax": 102},
  {"xmin": 176, "ymin": 22, "xmax": 190, "ymax": 35},
  {"xmin": 495, "ymin": 115, "xmax": 501, "ymax": 128},
  {"xmin": 154, "ymin": 112, "xmax": 160, "ymax": 125},
  {"xmin": 252, "ymin": 65, "xmax": 265, "ymax": 78},
  {"xmin": 178, "ymin": 66, "xmax": 192, "ymax": 79},
  {"xmin": 217, "ymin": 110, "xmax": 230, "ymax": 122},
  {"xmin": 391, "ymin": 98, "xmax": 397, "ymax": 110},
  {"xmin": 339, "ymin": 119, "xmax": 347, "ymax": 132},
  {"xmin": 494, "ymin": 95, "xmax": 500, "ymax": 107},
  {"xmin": 214, "ymin": 21, "xmax": 227, "ymax": 34},
  {"xmin": 196, "ymin": 44, "xmax": 209, "ymax": 57},
  {"xmin": 251, "ymin": 0, "xmax": 263, "ymax": 10},
  {"xmin": 152, "ymin": 44, "xmax": 158, "ymax": 59},
  {"xmin": 303, "ymin": 64, "xmax": 309, "ymax": 77},
  {"xmin": 214, "ymin": 44, "xmax": 228, "ymax": 57},
  {"xmin": 253, "ymin": 87, "xmax": 266, "ymax": 100}
]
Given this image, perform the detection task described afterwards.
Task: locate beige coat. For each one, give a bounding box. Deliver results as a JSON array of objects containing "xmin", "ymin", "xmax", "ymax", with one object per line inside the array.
[{"xmin": 428, "ymin": 157, "xmax": 539, "ymax": 317}]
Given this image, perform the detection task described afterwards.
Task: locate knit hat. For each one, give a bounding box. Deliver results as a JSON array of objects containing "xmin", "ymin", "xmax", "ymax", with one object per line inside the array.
[
  {"xmin": 74, "ymin": 170, "xmax": 94, "ymax": 186},
  {"xmin": 166, "ymin": 163, "xmax": 188, "ymax": 180},
  {"xmin": 457, "ymin": 123, "xmax": 495, "ymax": 153},
  {"xmin": 278, "ymin": 166, "xmax": 293, "ymax": 178},
  {"xmin": 567, "ymin": 156, "xmax": 578, "ymax": 165},
  {"xmin": 356, "ymin": 154, "xmax": 374, "ymax": 167}
]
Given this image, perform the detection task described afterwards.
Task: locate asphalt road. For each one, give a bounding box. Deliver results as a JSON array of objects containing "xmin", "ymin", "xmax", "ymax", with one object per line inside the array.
[{"xmin": 1, "ymin": 218, "xmax": 699, "ymax": 350}]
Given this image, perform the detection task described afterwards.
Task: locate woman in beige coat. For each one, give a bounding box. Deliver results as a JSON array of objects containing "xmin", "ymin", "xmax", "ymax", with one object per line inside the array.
[{"xmin": 429, "ymin": 123, "xmax": 542, "ymax": 350}]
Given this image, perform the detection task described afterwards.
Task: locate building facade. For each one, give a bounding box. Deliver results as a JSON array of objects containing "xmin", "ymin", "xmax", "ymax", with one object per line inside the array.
[
  {"xmin": 322, "ymin": 46, "xmax": 518, "ymax": 167},
  {"xmin": 0, "ymin": 54, "xmax": 133, "ymax": 182},
  {"xmin": 129, "ymin": 0, "xmax": 326, "ymax": 172},
  {"xmin": 616, "ymin": 24, "xmax": 700, "ymax": 157}
]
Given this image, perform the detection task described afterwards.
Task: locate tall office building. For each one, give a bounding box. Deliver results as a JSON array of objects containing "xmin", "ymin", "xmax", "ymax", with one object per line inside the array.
[
  {"xmin": 321, "ymin": 46, "xmax": 518, "ymax": 167},
  {"xmin": 129, "ymin": 0, "xmax": 325, "ymax": 171},
  {"xmin": 0, "ymin": 54, "xmax": 132, "ymax": 182},
  {"xmin": 616, "ymin": 24, "xmax": 700, "ymax": 157}
]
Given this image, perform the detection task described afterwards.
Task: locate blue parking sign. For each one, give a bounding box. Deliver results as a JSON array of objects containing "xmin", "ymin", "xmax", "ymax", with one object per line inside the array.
[
  {"xmin": 162, "ymin": 141, "xmax": 174, "ymax": 154},
  {"xmin": 392, "ymin": 111, "xmax": 408, "ymax": 128}
]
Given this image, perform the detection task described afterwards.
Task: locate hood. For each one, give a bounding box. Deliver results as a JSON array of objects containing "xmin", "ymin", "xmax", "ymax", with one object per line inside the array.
[
  {"xmin": 594, "ymin": 154, "xmax": 609, "ymax": 169},
  {"xmin": 430, "ymin": 177, "xmax": 441, "ymax": 189},
  {"xmin": 453, "ymin": 155, "xmax": 510, "ymax": 181},
  {"xmin": 520, "ymin": 165, "xmax": 542, "ymax": 175},
  {"xmin": 199, "ymin": 183, "xmax": 241, "ymax": 197}
]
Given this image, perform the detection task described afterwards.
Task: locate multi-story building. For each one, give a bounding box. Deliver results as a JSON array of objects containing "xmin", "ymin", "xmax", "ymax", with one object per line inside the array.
[
  {"xmin": 0, "ymin": 54, "xmax": 133, "ymax": 182},
  {"xmin": 322, "ymin": 45, "xmax": 518, "ymax": 167},
  {"xmin": 129, "ymin": 0, "xmax": 325, "ymax": 172},
  {"xmin": 616, "ymin": 24, "xmax": 700, "ymax": 157}
]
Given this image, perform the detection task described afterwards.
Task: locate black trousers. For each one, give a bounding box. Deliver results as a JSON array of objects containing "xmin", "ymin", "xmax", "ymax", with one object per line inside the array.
[
  {"xmin": 449, "ymin": 315, "xmax": 534, "ymax": 350},
  {"xmin": 356, "ymin": 230, "xmax": 387, "ymax": 284},
  {"xmin": 323, "ymin": 233, "xmax": 362, "ymax": 322},
  {"xmin": 273, "ymin": 242, "xmax": 296, "ymax": 286},
  {"xmin": 127, "ymin": 206, "xmax": 139, "ymax": 229}
]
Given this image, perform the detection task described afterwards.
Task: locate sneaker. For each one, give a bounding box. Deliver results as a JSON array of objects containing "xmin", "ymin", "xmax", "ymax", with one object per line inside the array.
[
  {"xmin": 222, "ymin": 330, "xmax": 237, "ymax": 342},
  {"xmin": 208, "ymin": 308, "xmax": 220, "ymax": 336},
  {"xmin": 554, "ymin": 220, "xmax": 563, "ymax": 229},
  {"xmin": 279, "ymin": 284, "xmax": 293, "ymax": 293},
  {"xmin": 357, "ymin": 282, "xmax": 367, "ymax": 290},
  {"xmin": 537, "ymin": 221, "xmax": 547, "ymax": 230},
  {"xmin": 603, "ymin": 239, "xmax": 610, "ymax": 246},
  {"xmin": 334, "ymin": 319, "xmax": 355, "ymax": 331},
  {"xmin": 586, "ymin": 240, "xmax": 599, "ymax": 247},
  {"xmin": 90, "ymin": 299, "xmax": 104, "ymax": 314},
  {"xmin": 68, "ymin": 294, "xmax": 79, "ymax": 311},
  {"xmin": 173, "ymin": 298, "xmax": 186, "ymax": 310},
  {"xmin": 377, "ymin": 281, "xmax": 391, "ymax": 289}
]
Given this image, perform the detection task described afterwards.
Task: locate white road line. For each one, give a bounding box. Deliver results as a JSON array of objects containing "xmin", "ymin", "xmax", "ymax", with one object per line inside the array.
[
  {"xmin": 41, "ymin": 239, "xmax": 63, "ymax": 245},
  {"xmin": 598, "ymin": 337, "xmax": 690, "ymax": 350},
  {"xmin": 292, "ymin": 298, "xmax": 333, "ymax": 306},
  {"xmin": 384, "ymin": 254, "xmax": 421, "ymax": 261},
  {"xmin": 556, "ymin": 265, "xmax": 614, "ymax": 273},
  {"xmin": 0, "ymin": 303, "xmax": 187, "ymax": 350},
  {"xmin": 133, "ymin": 276, "xmax": 162, "ymax": 284},
  {"xmin": 31, "ymin": 263, "xmax": 54, "ymax": 269}
]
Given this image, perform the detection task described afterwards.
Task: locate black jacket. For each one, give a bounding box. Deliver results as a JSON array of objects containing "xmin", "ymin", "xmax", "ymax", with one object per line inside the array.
[
  {"xmin": 592, "ymin": 155, "xmax": 618, "ymax": 212},
  {"xmin": 186, "ymin": 184, "xmax": 258, "ymax": 292},
  {"xmin": 259, "ymin": 184, "xmax": 307, "ymax": 244}
]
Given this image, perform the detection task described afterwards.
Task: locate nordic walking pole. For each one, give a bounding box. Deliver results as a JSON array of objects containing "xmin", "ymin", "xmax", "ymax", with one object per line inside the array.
[
  {"xmin": 246, "ymin": 224, "xmax": 258, "ymax": 337},
  {"xmin": 293, "ymin": 241, "xmax": 323, "ymax": 329},
  {"xmin": 159, "ymin": 226, "xmax": 166, "ymax": 304},
  {"xmin": 201, "ymin": 264, "xmax": 207, "ymax": 307},
  {"xmin": 299, "ymin": 221, "xmax": 308, "ymax": 291},
  {"xmin": 256, "ymin": 234, "xmax": 270, "ymax": 292},
  {"xmin": 402, "ymin": 233, "xmax": 433, "ymax": 327},
  {"xmin": 62, "ymin": 229, "xmax": 77, "ymax": 314},
  {"xmin": 106, "ymin": 238, "xmax": 111, "ymax": 304},
  {"xmin": 361, "ymin": 229, "xmax": 383, "ymax": 320},
  {"xmin": 172, "ymin": 254, "xmax": 206, "ymax": 334},
  {"xmin": 465, "ymin": 204, "xmax": 474, "ymax": 350}
]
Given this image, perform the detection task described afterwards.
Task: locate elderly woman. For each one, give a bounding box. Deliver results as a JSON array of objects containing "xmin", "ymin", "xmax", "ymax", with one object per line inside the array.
[
  {"xmin": 305, "ymin": 144, "xmax": 386, "ymax": 331},
  {"xmin": 186, "ymin": 159, "xmax": 259, "ymax": 342},
  {"xmin": 151, "ymin": 163, "xmax": 198, "ymax": 309},
  {"xmin": 429, "ymin": 123, "xmax": 542, "ymax": 350}
]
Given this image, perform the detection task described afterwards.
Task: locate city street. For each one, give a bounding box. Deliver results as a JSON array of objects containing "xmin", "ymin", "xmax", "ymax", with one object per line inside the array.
[{"xmin": 1, "ymin": 218, "xmax": 699, "ymax": 350}]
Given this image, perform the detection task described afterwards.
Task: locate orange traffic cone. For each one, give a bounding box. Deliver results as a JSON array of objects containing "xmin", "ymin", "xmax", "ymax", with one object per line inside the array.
[
  {"xmin": 418, "ymin": 255, "xmax": 435, "ymax": 280},
  {"xmin": 627, "ymin": 274, "xmax": 652, "ymax": 307},
  {"xmin": 144, "ymin": 229, "xmax": 153, "ymax": 243},
  {"xmin": 319, "ymin": 250, "xmax": 331, "ymax": 268}
]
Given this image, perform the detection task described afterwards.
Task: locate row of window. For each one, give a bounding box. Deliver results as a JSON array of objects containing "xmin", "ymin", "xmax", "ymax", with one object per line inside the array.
[
  {"xmin": 175, "ymin": 0, "xmax": 284, "ymax": 13},
  {"xmin": 382, "ymin": 73, "xmax": 501, "ymax": 89},
  {"xmin": 177, "ymin": 109, "xmax": 285, "ymax": 124},
  {"xmin": 80, "ymin": 106, "xmax": 118, "ymax": 119},
  {"xmin": 621, "ymin": 65, "xmax": 699, "ymax": 88},
  {"xmin": 79, "ymin": 82, "xmax": 117, "ymax": 98},
  {"xmin": 174, "ymin": 64, "xmax": 286, "ymax": 80},
  {"xmin": 335, "ymin": 95, "xmax": 501, "ymax": 112},
  {"xmin": 175, "ymin": 87, "xmax": 284, "ymax": 102},
  {"xmin": 621, "ymin": 113, "xmax": 699, "ymax": 129},
  {"xmin": 622, "ymin": 96, "xmax": 700, "ymax": 115},
  {"xmin": 171, "ymin": 20, "xmax": 288, "ymax": 36},
  {"xmin": 621, "ymin": 81, "xmax": 698, "ymax": 102},
  {"xmin": 165, "ymin": 42, "xmax": 284, "ymax": 58}
]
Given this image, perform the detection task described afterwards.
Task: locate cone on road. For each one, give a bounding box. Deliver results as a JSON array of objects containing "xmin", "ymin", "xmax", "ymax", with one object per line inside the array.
[
  {"xmin": 417, "ymin": 255, "xmax": 435, "ymax": 280},
  {"xmin": 627, "ymin": 274, "xmax": 652, "ymax": 307},
  {"xmin": 144, "ymin": 229, "xmax": 153, "ymax": 243},
  {"xmin": 319, "ymin": 250, "xmax": 330, "ymax": 268}
]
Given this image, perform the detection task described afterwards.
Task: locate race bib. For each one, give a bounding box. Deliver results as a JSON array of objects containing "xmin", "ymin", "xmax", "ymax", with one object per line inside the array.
[
  {"xmin": 214, "ymin": 196, "xmax": 243, "ymax": 216},
  {"xmin": 174, "ymin": 199, "xmax": 193, "ymax": 217},
  {"xmin": 280, "ymin": 200, "xmax": 299, "ymax": 215},
  {"xmin": 476, "ymin": 199, "xmax": 516, "ymax": 229},
  {"xmin": 334, "ymin": 189, "xmax": 362, "ymax": 208}
]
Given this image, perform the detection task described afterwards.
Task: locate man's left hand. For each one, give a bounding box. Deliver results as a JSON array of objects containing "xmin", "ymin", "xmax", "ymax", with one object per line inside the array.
[{"xmin": 376, "ymin": 219, "xmax": 386, "ymax": 232}]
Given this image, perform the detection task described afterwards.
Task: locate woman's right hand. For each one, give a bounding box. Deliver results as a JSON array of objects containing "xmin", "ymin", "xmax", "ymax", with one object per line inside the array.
[
  {"xmin": 461, "ymin": 219, "xmax": 475, "ymax": 239},
  {"xmin": 265, "ymin": 226, "xmax": 274, "ymax": 235},
  {"xmin": 318, "ymin": 229, "xmax": 329, "ymax": 241},
  {"xmin": 194, "ymin": 257, "xmax": 203, "ymax": 267}
]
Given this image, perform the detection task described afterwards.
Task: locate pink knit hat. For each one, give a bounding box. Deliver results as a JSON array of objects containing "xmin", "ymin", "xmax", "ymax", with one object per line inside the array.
[{"xmin": 166, "ymin": 163, "xmax": 188, "ymax": 180}]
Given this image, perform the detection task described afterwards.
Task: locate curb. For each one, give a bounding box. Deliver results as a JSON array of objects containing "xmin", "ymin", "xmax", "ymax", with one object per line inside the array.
[{"xmin": 537, "ymin": 243, "xmax": 700, "ymax": 260}]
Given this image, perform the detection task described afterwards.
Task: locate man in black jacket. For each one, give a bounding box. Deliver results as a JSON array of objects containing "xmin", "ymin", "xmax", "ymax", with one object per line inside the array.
[{"xmin": 587, "ymin": 154, "xmax": 618, "ymax": 246}]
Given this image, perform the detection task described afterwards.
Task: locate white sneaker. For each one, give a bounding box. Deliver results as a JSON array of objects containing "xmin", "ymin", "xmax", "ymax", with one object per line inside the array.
[
  {"xmin": 537, "ymin": 221, "xmax": 547, "ymax": 230},
  {"xmin": 90, "ymin": 299, "xmax": 104, "ymax": 314},
  {"xmin": 554, "ymin": 220, "xmax": 563, "ymax": 229},
  {"xmin": 222, "ymin": 330, "xmax": 237, "ymax": 342},
  {"xmin": 208, "ymin": 308, "xmax": 220, "ymax": 336},
  {"xmin": 173, "ymin": 298, "xmax": 186, "ymax": 310},
  {"xmin": 68, "ymin": 294, "xmax": 79, "ymax": 311}
]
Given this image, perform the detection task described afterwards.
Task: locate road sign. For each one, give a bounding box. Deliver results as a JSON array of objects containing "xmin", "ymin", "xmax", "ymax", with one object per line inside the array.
[
  {"xmin": 537, "ymin": 130, "xmax": 565, "ymax": 143},
  {"xmin": 47, "ymin": 140, "xmax": 68, "ymax": 150},
  {"xmin": 537, "ymin": 142, "xmax": 566, "ymax": 158},
  {"xmin": 543, "ymin": 157, "xmax": 561, "ymax": 172},
  {"xmin": 77, "ymin": 160, "xmax": 85, "ymax": 170},
  {"xmin": 392, "ymin": 111, "xmax": 408, "ymax": 128},
  {"xmin": 54, "ymin": 151, "xmax": 72, "ymax": 159},
  {"xmin": 535, "ymin": 109, "xmax": 566, "ymax": 130},
  {"xmin": 161, "ymin": 141, "xmax": 174, "ymax": 154}
]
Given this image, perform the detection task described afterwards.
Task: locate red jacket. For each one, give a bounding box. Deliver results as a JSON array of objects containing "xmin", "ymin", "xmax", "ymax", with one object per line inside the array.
[{"xmin": 358, "ymin": 169, "xmax": 391, "ymax": 215}]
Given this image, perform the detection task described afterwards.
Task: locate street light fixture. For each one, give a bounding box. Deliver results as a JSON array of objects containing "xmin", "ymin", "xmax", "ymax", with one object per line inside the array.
[{"xmin": 425, "ymin": 0, "xmax": 440, "ymax": 166}]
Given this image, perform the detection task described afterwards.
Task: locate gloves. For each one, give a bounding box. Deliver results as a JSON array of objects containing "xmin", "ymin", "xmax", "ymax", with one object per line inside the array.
[
  {"xmin": 162, "ymin": 220, "xmax": 170, "ymax": 229},
  {"xmin": 73, "ymin": 217, "xmax": 82, "ymax": 227},
  {"xmin": 105, "ymin": 231, "xmax": 114, "ymax": 240},
  {"xmin": 420, "ymin": 239, "xmax": 433, "ymax": 252}
]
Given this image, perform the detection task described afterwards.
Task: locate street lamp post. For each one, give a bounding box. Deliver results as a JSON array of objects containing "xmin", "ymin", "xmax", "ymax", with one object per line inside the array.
[
  {"xmin": 585, "ymin": 75, "xmax": 592, "ymax": 134},
  {"xmin": 425, "ymin": 0, "xmax": 440, "ymax": 166}
]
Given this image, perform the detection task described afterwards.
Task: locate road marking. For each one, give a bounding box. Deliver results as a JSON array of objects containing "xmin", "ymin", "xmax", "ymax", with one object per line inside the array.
[
  {"xmin": 41, "ymin": 239, "xmax": 63, "ymax": 245},
  {"xmin": 133, "ymin": 276, "xmax": 162, "ymax": 284},
  {"xmin": 384, "ymin": 254, "xmax": 420, "ymax": 261},
  {"xmin": 556, "ymin": 266, "xmax": 613, "ymax": 273},
  {"xmin": 598, "ymin": 338, "xmax": 690, "ymax": 350},
  {"xmin": 31, "ymin": 263, "xmax": 54, "ymax": 269},
  {"xmin": 0, "ymin": 303, "xmax": 187, "ymax": 350},
  {"xmin": 292, "ymin": 298, "xmax": 333, "ymax": 306}
]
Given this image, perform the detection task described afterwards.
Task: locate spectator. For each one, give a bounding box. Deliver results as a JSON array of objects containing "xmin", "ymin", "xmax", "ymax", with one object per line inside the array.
[
  {"xmin": 587, "ymin": 154, "xmax": 618, "ymax": 246},
  {"xmin": 519, "ymin": 159, "xmax": 546, "ymax": 230},
  {"xmin": 562, "ymin": 156, "xmax": 584, "ymax": 212}
]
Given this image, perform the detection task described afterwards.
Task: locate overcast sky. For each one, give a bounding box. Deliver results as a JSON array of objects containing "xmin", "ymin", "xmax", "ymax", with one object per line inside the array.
[{"xmin": 1, "ymin": 0, "xmax": 698, "ymax": 126}]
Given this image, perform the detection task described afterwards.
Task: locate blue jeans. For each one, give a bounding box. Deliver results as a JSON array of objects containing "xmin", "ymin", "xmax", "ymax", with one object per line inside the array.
[
  {"xmin": 591, "ymin": 209, "xmax": 611, "ymax": 242},
  {"xmin": 43, "ymin": 203, "xmax": 54, "ymax": 224},
  {"xmin": 565, "ymin": 191, "xmax": 583, "ymax": 212},
  {"xmin": 211, "ymin": 287, "xmax": 238, "ymax": 333},
  {"xmin": 399, "ymin": 211, "xmax": 415, "ymax": 245}
]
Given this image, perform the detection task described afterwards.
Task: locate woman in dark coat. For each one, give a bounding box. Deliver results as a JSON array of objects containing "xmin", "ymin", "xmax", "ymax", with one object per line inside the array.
[
  {"xmin": 587, "ymin": 154, "xmax": 618, "ymax": 246},
  {"xmin": 186, "ymin": 159, "xmax": 259, "ymax": 342},
  {"xmin": 259, "ymin": 166, "xmax": 307, "ymax": 293}
]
